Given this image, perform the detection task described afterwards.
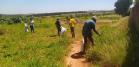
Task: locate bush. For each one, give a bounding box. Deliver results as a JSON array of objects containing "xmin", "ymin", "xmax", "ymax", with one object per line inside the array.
[
  {"xmin": 10, "ymin": 17, "xmax": 22, "ymax": 24},
  {"xmin": 0, "ymin": 16, "xmax": 24, "ymax": 24},
  {"xmin": 86, "ymin": 49, "xmax": 103, "ymax": 63}
]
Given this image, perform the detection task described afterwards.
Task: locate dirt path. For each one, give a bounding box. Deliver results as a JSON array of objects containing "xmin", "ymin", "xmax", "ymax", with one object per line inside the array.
[{"xmin": 66, "ymin": 41, "xmax": 90, "ymax": 67}]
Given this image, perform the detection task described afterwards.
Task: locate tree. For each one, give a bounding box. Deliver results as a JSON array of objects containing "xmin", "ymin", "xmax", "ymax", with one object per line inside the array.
[
  {"xmin": 10, "ymin": 16, "xmax": 22, "ymax": 24},
  {"xmin": 114, "ymin": 0, "xmax": 133, "ymax": 16}
]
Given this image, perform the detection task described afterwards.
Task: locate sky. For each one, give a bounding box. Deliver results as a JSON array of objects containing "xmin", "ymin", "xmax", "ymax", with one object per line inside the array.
[{"xmin": 0, "ymin": 0, "xmax": 117, "ymax": 14}]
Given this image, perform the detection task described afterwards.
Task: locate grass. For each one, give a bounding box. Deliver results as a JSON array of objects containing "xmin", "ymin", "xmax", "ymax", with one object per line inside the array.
[
  {"xmin": 0, "ymin": 17, "xmax": 69, "ymax": 67},
  {"xmin": 0, "ymin": 14, "xmax": 131, "ymax": 67},
  {"xmin": 85, "ymin": 17, "xmax": 129, "ymax": 67}
]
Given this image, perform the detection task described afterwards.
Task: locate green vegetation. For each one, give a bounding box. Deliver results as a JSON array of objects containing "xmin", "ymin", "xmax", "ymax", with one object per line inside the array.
[
  {"xmin": 0, "ymin": 17, "xmax": 69, "ymax": 67},
  {"xmin": 114, "ymin": 0, "xmax": 133, "ymax": 16},
  {"xmin": 0, "ymin": 13, "xmax": 134, "ymax": 67},
  {"xmin": 86, "ymin": 17, "xmax": 129, "ymax": 67},
  {"xmin": 0, "ymin": 16, "xmax": 23, "ymax": 24}
]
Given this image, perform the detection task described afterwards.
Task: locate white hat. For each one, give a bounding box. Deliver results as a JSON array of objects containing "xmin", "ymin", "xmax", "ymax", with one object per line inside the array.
[{"xmin": 92, "ymin": 16, "xmax": 97, "ymax": 19}]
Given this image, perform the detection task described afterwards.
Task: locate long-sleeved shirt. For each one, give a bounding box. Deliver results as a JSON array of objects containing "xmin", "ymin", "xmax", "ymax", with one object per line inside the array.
[
  {"xmin": 82, "ymin": 20, "xmax": 96, "ymax": 36},
  {"xmin": 55, "ymin": 20, "xmax": 61, "ymax": 28}
]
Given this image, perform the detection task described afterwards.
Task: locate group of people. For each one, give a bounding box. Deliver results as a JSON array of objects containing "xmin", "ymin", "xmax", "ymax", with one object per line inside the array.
[
  {"xmin": 24, "ymin": 15, "xmax": 100, "ymax": 56},
  {"xmin": 24, "ymin": 17, "xmax": 35, "ymax": 33},
  {"xmin": 55, "ymin": 16, "xmax": 101, "ymax": 56},
  {"xmin": 55, "ymin": 16, "xmax": 76, "ymax": 38}
]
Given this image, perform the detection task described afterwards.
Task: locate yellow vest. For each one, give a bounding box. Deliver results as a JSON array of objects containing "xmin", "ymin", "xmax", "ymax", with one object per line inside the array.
[{"xmin": 69, "ymin": 18, "xmax": 76, "ymax": 27}]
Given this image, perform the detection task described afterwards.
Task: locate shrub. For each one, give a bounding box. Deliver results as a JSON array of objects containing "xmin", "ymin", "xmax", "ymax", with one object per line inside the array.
[{"xmin": 86, "ymin": 49, "xmax": 103, "ymax": 63}]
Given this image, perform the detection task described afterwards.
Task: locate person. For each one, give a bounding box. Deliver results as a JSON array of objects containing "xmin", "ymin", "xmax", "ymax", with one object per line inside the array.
[
  {"xmin": 69, "ymin": 16, "xmax": 76, "ymax": 38},
  {"xmin": 30, "ymin": 17, "xmax": 35, "ymax": 33},
  {"xmin": 55, "ymin": 18, "xmax": 61, "ymax": 36},
  {"xmin": 79, "ymin": 16, "xmax": 101, "ymax": 55},
  {"xmin": 24, "ymin": 18, "xmax": 29, "ymax": 32}
]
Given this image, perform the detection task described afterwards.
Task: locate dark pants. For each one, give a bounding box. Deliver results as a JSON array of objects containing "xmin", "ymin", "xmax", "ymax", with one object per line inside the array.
[
  {"xmin": 56, "ymin": 27, "xmax": 61, "ymax": 36},
  {"xmin": 70, "ymin": 27, "xmax": 75, "ymax": 38},
  {"xmin": 81, "ymin": 35, "xmax": 94, "ymax": 53},
  {"xmin": 30, "ymin": 26, "xmax": 34, "ymax": 32}
]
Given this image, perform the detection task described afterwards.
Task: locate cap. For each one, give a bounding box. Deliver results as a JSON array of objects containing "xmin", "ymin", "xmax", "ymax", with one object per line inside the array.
[{"xmin": 92, "ymin": 16, "xmax": 97, "ymax": 19}]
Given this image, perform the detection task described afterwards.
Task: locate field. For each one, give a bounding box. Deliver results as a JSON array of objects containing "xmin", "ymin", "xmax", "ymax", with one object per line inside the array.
[
  {"xmin": 0, "ymin": 17, "xmax": 70, "ymax": 67},
  {"xmin": 0, "ymin": 14, "xmax": 132, "ymax": 67}
]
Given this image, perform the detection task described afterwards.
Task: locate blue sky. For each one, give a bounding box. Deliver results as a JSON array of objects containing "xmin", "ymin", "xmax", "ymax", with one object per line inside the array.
[{"xmin": 0, "ymin": 0, "xmax": 117, "ymax": 14}]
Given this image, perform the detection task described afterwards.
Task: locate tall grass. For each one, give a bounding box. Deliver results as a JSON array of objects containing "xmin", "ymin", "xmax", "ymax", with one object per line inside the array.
[
  {"xmin": 0, "ymin": 14, "xmax": 123, "ymax": 67},
  {"xmin": 85, "ymin": 17, "xmax": 129, "ymax": 67},
  {"xmin": 0, "ymin": 17, "xmax": 69, "ymax": 67}
]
